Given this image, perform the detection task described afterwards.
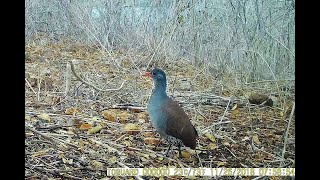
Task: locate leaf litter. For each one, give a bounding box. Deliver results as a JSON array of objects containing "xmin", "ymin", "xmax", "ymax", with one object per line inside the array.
[{"xmin": 25, "ymin": 36, "xmax": 295, "ymax": 179}]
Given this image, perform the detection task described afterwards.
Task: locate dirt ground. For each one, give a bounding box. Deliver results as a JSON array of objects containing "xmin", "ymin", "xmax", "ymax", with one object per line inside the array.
[{"xmin": 25, "ymin": 37, "xmax": 295, "ymax": 179}]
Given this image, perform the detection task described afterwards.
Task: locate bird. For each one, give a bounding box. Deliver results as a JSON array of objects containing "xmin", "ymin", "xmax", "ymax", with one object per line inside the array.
[{"xmin": 143, "ymin": 67, "xmax": 198, "ymax": 157}]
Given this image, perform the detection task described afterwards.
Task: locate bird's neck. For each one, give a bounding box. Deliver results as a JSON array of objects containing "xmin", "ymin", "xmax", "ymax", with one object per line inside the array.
[{"xmin": 152, "ymin": 81, "xmax": 167, "ymax": 98}]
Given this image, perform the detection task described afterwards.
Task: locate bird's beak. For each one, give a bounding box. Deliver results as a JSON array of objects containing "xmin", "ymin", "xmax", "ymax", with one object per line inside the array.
[{"xmin": 143, "ymin": 72, "xmax": 152, "ymax": 78}]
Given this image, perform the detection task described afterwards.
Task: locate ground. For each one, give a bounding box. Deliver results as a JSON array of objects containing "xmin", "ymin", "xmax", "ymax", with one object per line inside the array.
[{"xmin": 25, "ymin": 36, "xmax": 295, "ymax": 179}]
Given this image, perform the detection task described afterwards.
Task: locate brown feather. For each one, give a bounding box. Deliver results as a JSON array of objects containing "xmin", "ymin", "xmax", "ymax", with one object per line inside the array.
[{"xmin": 160, "ymin": 98, "xmax": 198, "ymax": 149}]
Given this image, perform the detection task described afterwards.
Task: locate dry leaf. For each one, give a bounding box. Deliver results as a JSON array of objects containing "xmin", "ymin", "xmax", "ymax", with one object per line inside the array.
[
  {"xmin": 62, "ymin": 157, "xmax": 73, "ymax": 165},
  {"xmin": 31, "ymin": 149, "xmax": 51, "ymax": 158},
  {"xmin": 215, "ymin": 161, "xmax": 227, "ymax": 166},
  {"xmin": 241, "ymin": 136, "xmax": 250, "ymax": 141},
  {"xmin": 144, "ymin": 137, "xmax": 160, "ymax": 146},
  {"xmin": 148, "ymin": 152, "xmax": 157, "ymax": 158},
  {"xmin": 205, "ymin": 133, "xmax": 216, "ymax": 142},
  {"xmin": 137, "ymin": 112, "xmax": 148, "ymax": 123},
  {"xmin": 101, "ymin": 109, "xmax": 117, "ymax": 122},
  {"xmin": 137, "ymin": 152, "xmax": 150, "ymax": 158},
  {"xmin": 231, "ymin": 103, "xmax": 238, "ymax": 110},
  {"xmin": 143, "ymin": 132, "xmax": 155, "ymax": 137},
  {"xmin": 110, "ymin": 156, "xmax": 117, "ymax": 164},
  {"xmin": 279, "ymin": 111, "xmax": 284, "ymax": 117},
  {"xmin": 186, "ymin": 149, "xmax": 196, "ymax": 155},
  {"xmin": 91, "ymin": 160, "xmax": 104, "ymax": 170},
  {"xmin": 231, "ymin": 109, "xmax": 240, "ymax": 118},
  {"xmin": 38, "ymin": 113, "xmax": 51, "ymax": 122},
  {"xmin": 181, "ymin": 151, "xmax": 191, "ymax": 158},
  {"xmin": 122, "ymin": 140, "xmax": 132, "ymax": 146},
  {"xmin": 88, "ymin": 124, "xmax": 103, "ymax": 134},
  {"xmin": 222, "ymin": 90, "xmax": 230, "ymax": 97},
  {"xmin": 223, "ymin": 141, "xmax": 230, "ymax": 146},
  {"xmin": 67, "ymin": 119, "xmax": 82, "ymax": 128},
  {"xmin": 118, "ymin": 111, "xmax": 131, "ymax": 123},
  {"xmin": 79, "ymin": 123, "xmax": 92, "ymax": 130},
  {"xmin": 252, "ymin": 135, "xmax": 261, "ymax": 145},
  {"xmin": 25, "ymin": 115, "xmax": 31, "ymax": 121},
  {"xmin": 207, "ymin": 143, "xmax": 218, "ymax": 150},
  {"xmin": 123, "ymin": 123, "xmax": 140, "ymax": 135},
  {"xmin": 130, "ymin": 108, "xmax": 143, "ymax": 113},
  {"xmin": 79, "ymin": 139, "xmax": 86, "ymax": 149},
  {"xmin": 101, "ymin": 109, "xmax": 131, "ymax": 123},
  {"xmin": 25, "ymin": 132, "xmax": 34, "ymax": 136},
  {"xmin": 65, "ymin": 107, "xmax": 81, "ymax": 115},
  {"xmin": 91, "ymin": 116, "xmax": 101, "ymax": 122},
  {"xmin": 140, "ymin": 156, "xmax": 148, "ymax": 162}
]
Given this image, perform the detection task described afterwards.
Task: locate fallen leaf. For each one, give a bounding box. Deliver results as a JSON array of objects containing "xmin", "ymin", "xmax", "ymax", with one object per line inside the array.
[
  {"xmin": 241, "ymin": 136, "xmax": 250, "ymax": 141},
  {"xmin": 101, "ymin": 109, "xmax": 132, "ymax": 123},
  {"xmin": 31, "ymin": 149, "xmax": 51, "ymax": 158},
  {"xmin": 186, "ymin": 149, "xmax": 196, "ymax": 155},
  {"xmin": 65, "ymin": 107, "xmax": 81, "ymax": 115},
  {"xmin": 215, "ymin": 161, "xmax": 227, "ymax": 166},
  {"xmin": 110, "ymin": 156, "xmax": 117, "ymax": 164},
  {"xmin": 148, "ymin": 152, "xmax": 157, "ymax": 158},
  {"xmin": 91, "ymin": 160, "xmax": 103, "ymax": 170},
  {"xmin": 222, "ymin": 90, "xmax": 230, "ymax": 97},
  {"xmin": 101, "ymin": 109, "xmax": 117, "ymax": 122},
  {"xmin": 137, "ymin": 152, "xmax": 150, "ymax": 158},
  {"xmin": 79, "ymin": 123, "xmax": 92, "ymax": 130},
  {"xmin": 79, "ymin": 139, "xmax": 86, "ymax": 149},
  {"xmin": 205, "ymin": 133, "xmax": 216, "ymax": 142},
  {"xmin": 38, "ymin": 113, "xmax": 51, "ymax": 122},
  {"xmin": 25, "ymin": 115, "xmax": 31, "ymax": 121},
  {"xmin": 207, "ymin": 143, "xmax": 218, "ymax": 150},
  {"xmin": 252, "ymin": 135, "xmax": 261, "ymax": 145},
  {"xmin": 231, "ymin": 103, "xmax": 238, "ymax": 110},
  {"xmin": 143, "ymin": 132, "xmax": 155, "ymax": 137},
  {"xmin": 123, "ymin": 123, "xmax": 140, "ymax": 135},
  {"xmin": 223, "ymin": 141, "xmax": 230, "ymax": 146},
  {"xmin": 231, "ymin": 109, "xmax": 240, "ymax": 119},
  {"xmin": 62, "ymin": 157, "xmax": 73, "ymax": 165},
  {"xmin": 67, "ymin": 119, "xmax": 82, "ymax": 128},
  {"xmin": 279, "ymin": 111, "xmax": 284, "ymax": 117},
  {"xmin": 118, "ymin": 111, "xmax": 131, "ymax": 123},
  {"xmin": 144, "ymin": 137, "xmax": 160, "ymax": 146},
  {"xmin": 130, "ymin": 108, "xmax": 143, "ymax": 113},
  {"xmin": 91, "ymin": 116, "xmax": 101, "ymax": 121},
  {"xmin": 137, "ymin": 112, "xmax": 148, "ymax": 123},
  {"xmin": 181, "ymin": 151, "xmax": 191, "ymax": 158},
  {"xmin": 88, "ymin": 124, "xmax": 103, "ymax": 134},
  {"xmin": 140, "ymin": 156, "xmax": 148, "ymax": 162},
  {"xmin": 122, "ymin": 140, "xmax": 132, "ymax": 146}
]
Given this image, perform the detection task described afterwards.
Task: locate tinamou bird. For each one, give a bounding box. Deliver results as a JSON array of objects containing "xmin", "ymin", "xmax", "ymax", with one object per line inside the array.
[{"xmin": 143, "ymin": 68, "xmax": 198, "ymax": 157}]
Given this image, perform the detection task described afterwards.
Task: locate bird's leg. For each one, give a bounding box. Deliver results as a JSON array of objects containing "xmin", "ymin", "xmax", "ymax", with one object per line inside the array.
[
  {"xmin": 178, "ymin": 145, "xmax": 182, "ymax": 158},
  {"xmin": 152, "ymin": 137, "xmax": 163, "ymax": 151},
  {"xmin": 155, "ymin": 137, "xmax": 163, "ymax": 149},
  {"xmin": 165, "ymin": 143, "xmax": 172, "ymax": 157}
]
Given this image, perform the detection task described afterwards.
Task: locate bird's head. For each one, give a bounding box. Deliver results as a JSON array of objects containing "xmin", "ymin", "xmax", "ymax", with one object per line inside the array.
[{"xmin": 143, "ymin": 68, "xmax": 167, "ymax": 84}]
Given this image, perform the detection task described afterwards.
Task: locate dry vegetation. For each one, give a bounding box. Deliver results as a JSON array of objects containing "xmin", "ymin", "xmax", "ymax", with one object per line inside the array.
[{"xmin": 25, "ymin": 35, "xmax": 295, "ymax": 179}]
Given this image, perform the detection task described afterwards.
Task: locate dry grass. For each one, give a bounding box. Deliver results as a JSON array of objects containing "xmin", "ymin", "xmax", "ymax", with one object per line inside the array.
[{"xmin": 25, "ymin": 37, "xmax": 295, "ymax": 179}]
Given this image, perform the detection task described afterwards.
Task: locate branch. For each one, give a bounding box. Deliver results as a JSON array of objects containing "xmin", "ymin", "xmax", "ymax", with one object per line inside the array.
[
  {"xmin": 69, "ymin": 60, "xmax": 126, "ymax": 92},
  {"xmin": 281, "ymin": 102, "xmax": 295, "ymax": 166}
]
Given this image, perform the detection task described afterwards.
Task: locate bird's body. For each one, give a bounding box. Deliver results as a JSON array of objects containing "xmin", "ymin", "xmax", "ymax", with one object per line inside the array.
[{"xmin": 144, "ymin": 68, "xmax": 198, "ymax": 156}]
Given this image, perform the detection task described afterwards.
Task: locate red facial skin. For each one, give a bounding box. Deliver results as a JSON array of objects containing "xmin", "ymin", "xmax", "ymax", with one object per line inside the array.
[{"xmin": 143, "ymin": 72, "xmax": 152, "ymax": 78}]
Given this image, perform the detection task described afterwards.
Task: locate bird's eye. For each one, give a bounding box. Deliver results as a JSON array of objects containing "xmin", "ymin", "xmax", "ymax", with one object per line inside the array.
[{"xmin": 152, "ymin": 72, "xmax": 156, "ymax": 76}]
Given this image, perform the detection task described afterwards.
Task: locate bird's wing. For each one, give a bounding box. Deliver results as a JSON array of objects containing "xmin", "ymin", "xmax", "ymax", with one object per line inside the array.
[{"xmin": 161, "ymin": 98, "xmax": 197, "ymax": 148}]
